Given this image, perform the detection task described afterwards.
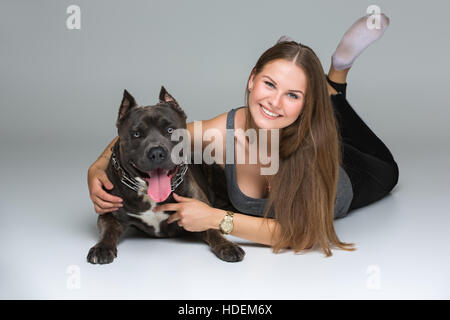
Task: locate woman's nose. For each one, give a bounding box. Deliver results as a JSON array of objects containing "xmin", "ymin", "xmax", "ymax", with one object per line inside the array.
[{"xmin": 268, "ymin": 91, "xmax": 283, "ymax": 110}]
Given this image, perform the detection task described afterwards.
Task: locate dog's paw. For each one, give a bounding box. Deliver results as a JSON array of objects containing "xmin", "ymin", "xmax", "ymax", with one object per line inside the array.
[
  {"xmin": 87, "ymin": 245, "xmax": 117, "ymax": 264},
  {"xmin": 213, "ymin": 243, "xmax": 245, "ymax": 262}
]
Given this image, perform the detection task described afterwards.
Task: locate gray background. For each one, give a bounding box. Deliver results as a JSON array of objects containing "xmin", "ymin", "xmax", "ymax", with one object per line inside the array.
[{"xmin": 1, "ymin": 0, "xmax": 449, "ymax": 299}]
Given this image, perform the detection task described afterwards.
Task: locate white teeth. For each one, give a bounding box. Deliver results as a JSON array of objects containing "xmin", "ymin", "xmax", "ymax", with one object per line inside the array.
[{"xmin": 260, "ymin": 104, "xmax": 279, "ymax": 117}]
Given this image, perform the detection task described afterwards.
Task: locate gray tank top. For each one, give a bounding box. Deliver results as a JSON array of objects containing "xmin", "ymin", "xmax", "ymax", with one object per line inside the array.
[{"xmin": 224, "ymin": 106, "xmax": 354, "ymax": 219}]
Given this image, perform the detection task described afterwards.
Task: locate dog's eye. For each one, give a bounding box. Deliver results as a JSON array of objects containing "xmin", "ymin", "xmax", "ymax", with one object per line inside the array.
[
  {"xmin": 167, "ymin": 127, "xmax": 174, "ymax": 134},
  {"xmin": 133, "ymin": 131, "xmax": 141, "ymax": 138}
]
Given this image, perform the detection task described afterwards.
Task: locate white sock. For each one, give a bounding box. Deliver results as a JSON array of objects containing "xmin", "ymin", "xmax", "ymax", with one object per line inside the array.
[
  {"xmin": 332, "ymin": 13, "xmax": 390, "ymax": 70},
  {"xmin": 277, "ymin": 35, "xmax": 294, "ymax": 43}
]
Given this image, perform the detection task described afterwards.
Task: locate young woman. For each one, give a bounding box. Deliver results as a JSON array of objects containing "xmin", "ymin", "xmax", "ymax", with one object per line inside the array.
[{"xmin": 87, "ymin": 14, "xmax": 399, "ymax": 257}]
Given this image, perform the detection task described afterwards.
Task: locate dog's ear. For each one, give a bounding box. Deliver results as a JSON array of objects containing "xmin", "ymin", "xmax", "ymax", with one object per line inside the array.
[
  {"xmin": 159, "ymin": 86, "xmax": 187, "ymax": 119},
  {"xmin": 117, "ymin": 89, "xmax": 137, "ymax": 127}
]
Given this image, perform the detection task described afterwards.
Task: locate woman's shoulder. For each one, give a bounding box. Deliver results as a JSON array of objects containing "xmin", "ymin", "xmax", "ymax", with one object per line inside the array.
[
  {"xmin": 187, "ymin": 110, "xmax": 226, "ymax": 135},
  {"xmin": 205, "ymin": 110, "xmax": 228, "ymax": 133},
  {"xmin": 196, "ymin": 106, "xmax": 245, "ymax": 133},
  {"xmin": 186, "ymin": 107, "xmax": 245, "ymax": 169}
]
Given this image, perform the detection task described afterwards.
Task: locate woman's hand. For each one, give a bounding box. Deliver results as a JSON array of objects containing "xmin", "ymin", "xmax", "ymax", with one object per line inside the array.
[
  {"xmin": 87, "ymin": 162, "xmax": 123, "ymax": 215},
  {"xmin": 153, "ymin": 193, "xmax": 223, "ymax": 232}
]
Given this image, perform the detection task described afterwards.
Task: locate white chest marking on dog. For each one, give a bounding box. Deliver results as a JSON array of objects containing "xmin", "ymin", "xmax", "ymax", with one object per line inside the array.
[
  {"xmin": 127, "ymin": 210, "xmax": 170, "ymax": 235},
  {"xmin": 127, "ymin": 176, "xmax": 170, "ymax": 235}
]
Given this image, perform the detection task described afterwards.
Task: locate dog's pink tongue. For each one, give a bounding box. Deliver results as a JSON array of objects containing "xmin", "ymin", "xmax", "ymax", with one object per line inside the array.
[{"xmin": 144, "ymin": 168, "xmax": 171, "ymax": 202}]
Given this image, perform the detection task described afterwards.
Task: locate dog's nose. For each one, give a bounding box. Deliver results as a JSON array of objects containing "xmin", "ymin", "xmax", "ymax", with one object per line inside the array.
[{"xmin": 148, "ymin": 146, "xmax": 166, "ymax": 164}]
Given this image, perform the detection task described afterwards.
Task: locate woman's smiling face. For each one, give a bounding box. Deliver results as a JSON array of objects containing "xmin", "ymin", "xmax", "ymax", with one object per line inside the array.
[{"xmin": 247, "ymin": 58, "xmax": 307, "ymax": 130}]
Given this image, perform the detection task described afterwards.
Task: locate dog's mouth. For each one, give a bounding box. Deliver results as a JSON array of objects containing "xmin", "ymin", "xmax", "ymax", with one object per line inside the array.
[{"xmin": 130, "ymin": 161, "xmax": 178, "ymax": 202}]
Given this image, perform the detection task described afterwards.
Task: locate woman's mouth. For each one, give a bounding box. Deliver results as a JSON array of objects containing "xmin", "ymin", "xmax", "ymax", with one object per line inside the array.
[{"xmin": 259, "ymin": 104, "xmax": 280, "ymax": 119}]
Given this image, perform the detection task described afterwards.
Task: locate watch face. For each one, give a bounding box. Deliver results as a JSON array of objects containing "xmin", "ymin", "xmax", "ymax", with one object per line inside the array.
[{"xmin": 222, "ymin": 220, "xmax": 233, "ymax": 233}]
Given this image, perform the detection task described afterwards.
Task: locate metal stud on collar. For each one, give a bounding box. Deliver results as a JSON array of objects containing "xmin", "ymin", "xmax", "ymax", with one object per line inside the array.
[
  {"xmin": 111, "ymin": 150, "xmax": 141, "ymax": 192},
  {"xmin": 170, "ymin": 162, "xmax": 188, "ymax": 192}
]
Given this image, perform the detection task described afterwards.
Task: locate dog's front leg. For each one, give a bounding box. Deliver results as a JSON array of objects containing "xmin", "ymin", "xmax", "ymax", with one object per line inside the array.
[
  {"xmin": 198, "ymin": 229, "xmax": 245, "ymax": 262},
  {"xmin": 87, "ymin": 213, "xmax": 126, "ymax": 264}
]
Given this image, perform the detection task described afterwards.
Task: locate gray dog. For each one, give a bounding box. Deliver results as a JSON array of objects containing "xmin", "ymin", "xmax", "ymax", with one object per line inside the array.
[{"xmin": 87, "ymin": 87, "xmax": 245, "ymax": 264}]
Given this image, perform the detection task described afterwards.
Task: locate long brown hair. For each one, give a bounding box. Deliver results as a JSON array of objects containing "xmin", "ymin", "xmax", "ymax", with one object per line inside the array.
[{"xmin": 244, "ymin": 40, "xmax": 355, "ymax": 256}]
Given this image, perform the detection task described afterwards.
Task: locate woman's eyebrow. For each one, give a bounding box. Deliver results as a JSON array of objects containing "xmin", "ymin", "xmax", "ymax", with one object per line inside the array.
[{"xmin": 262, "ymin": 75, "xmax": 304, "ymax": 95}]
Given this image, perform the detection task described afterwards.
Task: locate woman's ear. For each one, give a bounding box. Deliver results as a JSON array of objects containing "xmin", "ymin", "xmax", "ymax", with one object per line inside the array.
[{"xmin": 248, "ymin": 69, "xmax": 256, "ymax": 92}]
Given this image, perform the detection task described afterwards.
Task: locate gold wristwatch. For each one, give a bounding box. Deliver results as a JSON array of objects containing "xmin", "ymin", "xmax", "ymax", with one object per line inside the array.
[{"xmin": 219, "ymin": 211, "xmax": 234, "ymax": 234}]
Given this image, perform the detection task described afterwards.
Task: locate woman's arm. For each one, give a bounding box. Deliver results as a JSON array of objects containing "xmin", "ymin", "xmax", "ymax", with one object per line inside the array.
[
  {"xmin": 91, "ymin": 136, "xmax": 118, "ymax": 170},
  {"xmin": 87, "ymin": 135, "xmax": 123, "ymax": 214},
  {"xmin": 212, "ymin": 210, "xmax": 281, "ymax": 247},
  {"xmin": 158, "ymin": 193, "xmax": 281, "ymax": 247}
]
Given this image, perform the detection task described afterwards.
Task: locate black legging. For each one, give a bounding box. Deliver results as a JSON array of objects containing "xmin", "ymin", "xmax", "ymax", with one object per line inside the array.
[{"xmin": 327, "ymin": 76, "xmax": 399, "ymax": 212}]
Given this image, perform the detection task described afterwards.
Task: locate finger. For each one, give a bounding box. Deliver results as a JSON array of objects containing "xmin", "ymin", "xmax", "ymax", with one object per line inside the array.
[
  {"xmin": 94, "ymin": 190, "xmax": 123, "ymax": 206},
  {"xmin": 167, "ymin": 213, "xmax": 181, "ymax": 224},
  {"xmin": 94, "ymin": 202, "xmax": 121, "ymax": 215},
  {"xmin": 94, "ymin": 203, "xmax": 119, "ymax": 215},
  {"xmin": 172, "ymin": 193, "xmax": 190, "ymax": 202},
  {"xmin": 94, "ymin": 181, "xmax": 123, "ymax": 204},
  {"xmin": 98, "ymin": 173, "xmax": 114, "ymax": 190},
  {"xmin": 153, "ymin": 203, "xmax": 180, "ymax": 212},
  {"xmin": 95, "ymin": 206, "xmax": 111, "ymax": 215},
  {"xmin": 93, "ymin": 195, "xmax": 123, "ymax": 211}
]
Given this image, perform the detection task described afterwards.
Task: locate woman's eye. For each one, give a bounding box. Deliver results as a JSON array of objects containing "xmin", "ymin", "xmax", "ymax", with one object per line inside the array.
[
  {"xmin": 133, "ymin": 131, "xmax": 141, "ymax": 138},
  {"xmin": 167, "ymin": 127, "xmax": 174, "ymax": 134},
  {"xmin": 264, "ymin": 81, "xmax": 299, "ymax": 99}
]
